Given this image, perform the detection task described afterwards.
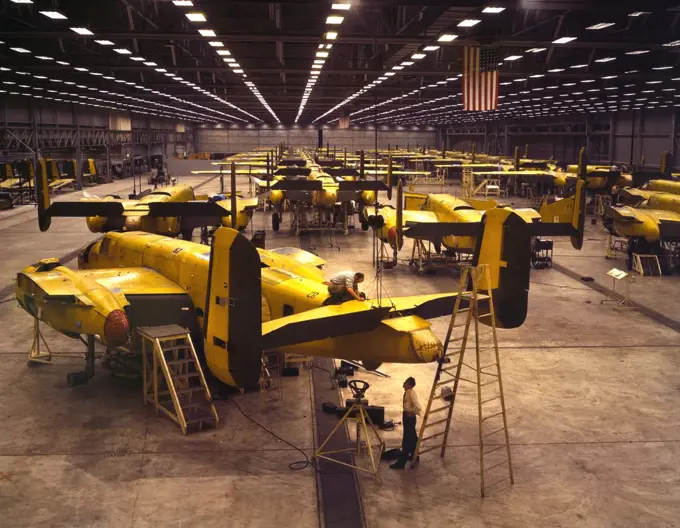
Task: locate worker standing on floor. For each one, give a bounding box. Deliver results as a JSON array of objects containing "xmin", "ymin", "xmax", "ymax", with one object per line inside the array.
[
  {"xmin": 390, "ymin": 377, "xmax": 421, "ymax": 470},
  {"xmin": 325, "ymin": 271, "xmax": 365, "ymax": 302}
]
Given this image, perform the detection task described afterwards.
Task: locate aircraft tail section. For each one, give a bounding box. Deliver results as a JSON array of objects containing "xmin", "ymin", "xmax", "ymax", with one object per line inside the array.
[
  {"xmin": 204, "ymin": 227, "xmax": 262, "ymax": 388},
  {"xmin": 472, "ymin": 209, "xmax": 531, "ymax": 329},
  {"xmin": 538, "ymin": 147, "xmax": 587, "ymax": 249},
  {"xmin": 36, "ymin": 159, "xmax": 51, "ymax": 232}
]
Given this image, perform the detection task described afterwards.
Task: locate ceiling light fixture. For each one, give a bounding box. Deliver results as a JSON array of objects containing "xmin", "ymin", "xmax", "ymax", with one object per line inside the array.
[
  {"xmin": 526, "ymin": 48, "xmax": 547, "ymax": 53},
  {"xmin": 185, "ymin": 12, "xmax": 206, "ymax": 22},
  {"xmin": 325, "ymin": 31, "xmax": 338, "ymax": 40},
  {"xmin": 438, "ymin": 34, "xmax": 458, "ymax": 42},
  {"xmin": 95, "ymin": 40, "xmax": 114, "ymax": 46},
  {"xmin": 587, "ymin": 22, "xmax": 615, "ymax": 30},
  {"xmin": 504, "ymin": 55, "xmax": 522, "ymax": 61},
  {"xmin": 327, "ymin": 15, "xmax": 344, "ymax": 24},
  {"xmin": 482, "ymin": 7, "xmax": 505, "ymax": 13},
  {"xmin": 70, "ymin": 27, "xmax": 93, "ymax": 35},
  {"xmin": 39, "ymin": 10, "xmax": 67, "ymax": 19},
  {"xmin": 209, "ymin": 41, "xmax": 224, "ymax": 47},
  {"xmin": 458, "ymin": 19, "xmax": 480, "ymax": 27},
  {"xmin": 172, "ymin": 0, "xmax": 193, "ymax": 5},
  {"xmin": 595, "ymin": 57, "xmax": 616, "ymax": 62},
  {"xmin": 114, "ymin": 48, "xmax": 132, "ymax": 55},
  {"xmin": 217, "ymin": 50, "xmax": 231, "ymax": 56},
  {"xmin": 331, "ymin": 3, "xmax": 351, "ymax": 10},
  {"xmin": 198, "ymin": 29, "xmax": 216, "ymax": 37},
  {"xmin": 553, "ymin": 36, "xmax": 577, "ymax": 44}
]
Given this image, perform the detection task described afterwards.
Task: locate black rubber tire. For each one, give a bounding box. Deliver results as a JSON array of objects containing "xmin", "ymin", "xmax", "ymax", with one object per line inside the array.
[{"xmin": 272, "ymin": 213, "xmax": 280, "ymax": 232}]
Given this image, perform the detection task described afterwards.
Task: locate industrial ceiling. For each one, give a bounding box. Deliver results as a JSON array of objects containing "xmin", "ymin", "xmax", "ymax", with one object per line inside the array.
[{"xmin": 1, "ymin": 0, "xmax": 680, "ymax": 126}]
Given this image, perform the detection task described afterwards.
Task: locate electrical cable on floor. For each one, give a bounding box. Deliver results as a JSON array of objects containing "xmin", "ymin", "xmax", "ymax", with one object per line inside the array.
[
  {"xmin": 0, "ymin": 297, "xmax": 16, "ymax": 304},
  {"xmin": 529, "ymin": 280, "xmax": 595, "ymax": 291},
  {"xmin": 312, "ymin": 363, "xmax": 335, "ymax": 389},
  {"xmin": 225, "ymin": 396, "xmax": 346, "ymax": 475}
]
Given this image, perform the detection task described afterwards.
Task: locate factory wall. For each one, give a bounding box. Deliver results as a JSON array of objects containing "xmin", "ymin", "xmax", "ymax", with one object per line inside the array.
[
  {"xmin": 444, "ymin": 109, "xmax": 680, "ymax": 169},
  {"xmin": 195, "ymin": 124, "xmax": 437, "ymax": 154}
]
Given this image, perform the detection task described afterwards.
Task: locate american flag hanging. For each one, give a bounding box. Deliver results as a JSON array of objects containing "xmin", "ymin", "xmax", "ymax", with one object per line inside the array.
[{"xmin": 462, "ymin": 46, "xmax": 500, "ymax": 111}]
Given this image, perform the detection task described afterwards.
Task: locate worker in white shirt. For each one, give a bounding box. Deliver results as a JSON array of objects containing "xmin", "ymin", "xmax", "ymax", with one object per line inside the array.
[
  {"xmin": 325, "ymin": 271, "xmax": 365, "ymax": 302},
  {"xmin": 390, "ymin": 376, "xmax": 421, "ymax": 470}
]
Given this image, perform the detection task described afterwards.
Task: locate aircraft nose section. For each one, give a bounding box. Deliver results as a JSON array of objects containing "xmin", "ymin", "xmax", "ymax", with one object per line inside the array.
[{"xmin": 104, "ymin": 309, "xmax": 130, "ymax": 347}]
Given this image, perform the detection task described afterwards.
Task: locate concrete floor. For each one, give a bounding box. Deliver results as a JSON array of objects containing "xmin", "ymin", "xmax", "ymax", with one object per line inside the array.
[{"xmin": 1, "ymin": 175, "xmax": 680, "ymax": 527}]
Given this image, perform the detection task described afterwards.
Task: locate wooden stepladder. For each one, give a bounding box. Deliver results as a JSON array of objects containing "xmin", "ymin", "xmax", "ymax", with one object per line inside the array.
[
  {"xmin": 411, "ymin": 264, "xmax": 514, "ymax": 497},
  {"xmin": 139, "ymin": 325, "xmax": 218, "ymax": 435}
]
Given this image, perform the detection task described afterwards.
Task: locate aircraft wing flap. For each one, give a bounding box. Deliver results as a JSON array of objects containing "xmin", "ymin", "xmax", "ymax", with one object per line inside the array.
[
  {"xmin": 266, "ymin": 247, "xmax": 327, "ymax": 268},
  {"xmin": 80, "ymin": 268, "xmax": 188, "ymax": 295},
  {"xmin": 606, "ymin": 206, "xmax": 644, "ymax": 223},
  {"xmin": 372, "ymin": 293, "xmax": 458, "ymax": 319},
  {"xmin": 261, "ymin": 305, "xmax": 391, "ymax": 350},
  {"xmin": 403, "ymin": 221, "xmax": 483, "ymax": 240},
  {"xmin": 147, "ymin": 201, "xmax": 230, "ymax": 217},
  {"xmin": 271, "ymin": 180, "xmax": 323, "ymax": 191},
  {"xmin": 402, "ymin": 210, "xmax": 439, "ymax": 225},
  {"xmin": 337, "ymin": 181, "xmax": 389, "ymax": 192},
  {"xmin": 46, "ymin": 201, "xmax": 126, "ymax": 217}
]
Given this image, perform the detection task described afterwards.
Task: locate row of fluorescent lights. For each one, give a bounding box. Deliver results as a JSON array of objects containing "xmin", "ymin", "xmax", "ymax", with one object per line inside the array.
[
  {"xmin": 172, "ymin": 0, "xmax": 280, "ymax": 122},
  {"xmin": 328, "ymin": 8, "xmax": 674, "ymax": 127},
  {"xmin": 369, "ymin": 73, "xmax": 680, "ymax": 124},
  {"xmin": 385, "ymin": 81, "xmax": 680, "ymax": 125},
  {"xmin": 311, "ymin": 6, "xmax": 507, "ymax": 124},
  {"xmin": 294, "ymin": 2, "xmax": 350, "ymax": 123},
  {"xmin": 352, "ymin": 9, "xmax": 678, "ymax": 126},
  {"xmin": 9, "ymin": 0, "xmax": 258, "ymax": 121},
  {"xmin": 0, "ymin": 67, "xmax": 223, "ymax": 122},
  {"xmin": 4, "ymin": 43, "xmax": 246, "ymax": 122},
  {"xmin": 0, "ymin": 74, "xmax": 219, "ymax": 123}
]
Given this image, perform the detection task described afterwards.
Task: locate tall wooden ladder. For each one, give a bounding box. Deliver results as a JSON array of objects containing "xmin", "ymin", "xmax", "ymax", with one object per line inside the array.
[
  {"xmin": 139, "ymin": 325, "xmax": 219, "ymax": 435},
  {"xmin": 411, "ymin": 264, "xmax": 514, "ymax": 497}
]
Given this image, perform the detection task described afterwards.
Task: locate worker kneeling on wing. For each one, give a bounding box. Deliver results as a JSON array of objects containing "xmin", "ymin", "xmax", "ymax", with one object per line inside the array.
[{"xmin": 325, "ymin": 271, "xmax": 365, "ymax": 302}]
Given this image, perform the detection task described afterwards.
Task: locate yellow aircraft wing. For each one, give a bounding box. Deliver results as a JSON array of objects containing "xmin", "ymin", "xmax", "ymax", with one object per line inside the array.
[
  {"xmin": 266, "ymin": 247, "xmax": 327, "ymax": 269},
  {"xmin": 261, "ymin": 303, "xmax": 392, "ymax": 349},
  {"xmin": 20, "ymin": 266, "xmax": 187, "ymax": 298},
  {"xmin": 402, "ymin": 210, "xmax": 439, "ymax": 225},
  {"xmin": 370, "ymin": 292, "xmax": 457, "ymax": 319}
]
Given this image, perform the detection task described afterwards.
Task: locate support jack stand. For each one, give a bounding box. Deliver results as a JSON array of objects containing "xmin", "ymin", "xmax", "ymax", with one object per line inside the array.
[
  {"xmin": 27, "ymin": 320, "xmax": 96, "ymax": 387},
  {"xmin": 314, "ymin": 380, "xmax": 385, "ymax": 481}
]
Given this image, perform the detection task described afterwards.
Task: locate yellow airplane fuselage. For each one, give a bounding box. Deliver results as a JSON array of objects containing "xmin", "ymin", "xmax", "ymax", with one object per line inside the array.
[{"xmin": 73, "ymin": 231, "xmax": 441, "ymax": 385}]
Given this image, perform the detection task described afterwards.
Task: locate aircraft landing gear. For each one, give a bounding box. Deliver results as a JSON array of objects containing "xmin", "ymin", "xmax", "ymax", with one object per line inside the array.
[{"xmin": 272, "ymin": 212, "xmax": 280, "ymax": 232}]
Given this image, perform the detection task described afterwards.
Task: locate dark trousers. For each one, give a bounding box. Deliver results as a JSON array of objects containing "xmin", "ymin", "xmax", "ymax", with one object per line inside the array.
[{"xmin": 402, "ymin": 412, "xmax": 418, "ymax": 459}]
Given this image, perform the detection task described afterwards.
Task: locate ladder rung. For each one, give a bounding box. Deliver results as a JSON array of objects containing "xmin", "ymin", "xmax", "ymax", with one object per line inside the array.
[
  {"xmin": 482, "ymin": 412, "xmax": 505, "ymax": 422},
  {"xmin": 444, "ymin": 351, "xmax": 462, "ymax": 359},
  {"xmin": 166, "ymin": 359, "xmax": 194, "ymax": 366},
  {"xmin": 185, "ymin": 412, "xmax": 217, "ymax": 425},
  {"xmin": 484, "ymin": 459, "xmax": 510, "ymax": 473},
  {"xmin": 483, "ymin": 445, "xmax": 506, "ymax": 456},
  {"xmin": 417, "ymin": 445, "xmax": 442, "ymax": 455},
  {"xmin": 481, "ymin": 378, "xmax": 499, "ymax": 387},
  {"xmin": 481, "ymin": 395, "xmax": 501, "ymax": 405},
  {"xmin": 171, "ymin": 372, "xmax": 201, "ymax": 380},
  {"xmin": 428, "ymin": 404, "xmax": 453, "ymax": 414},
  {"xmin": 423, "ymin": 417, "xmax": 450, "ymax": 429},
  {"xmin": 482, "ymin": 426, "xmax": 506, "ymax": 438},
  {"xmin": 480, "ymin": 363, "xmax": 498, "ymax": 371},
  {"xmin": 420, "ymin": 431, "xmax": 447, "ymax": 443},
  {"xmin": 161, "ymin": 344, "xmax": 190, "ymax": 352},
  {"xmin": 435, "ymin": 378, "xmax": 457, "ymax": 388},
  {"xmin": 159, "ymin": 387, "xmax": 206, "ymax": 397},
  {"xmin": 484, "ymin": 475, "xmax": 512, "ymax": 489}
]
